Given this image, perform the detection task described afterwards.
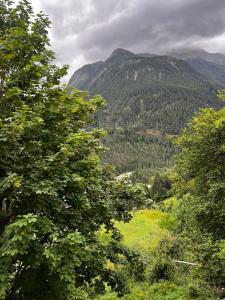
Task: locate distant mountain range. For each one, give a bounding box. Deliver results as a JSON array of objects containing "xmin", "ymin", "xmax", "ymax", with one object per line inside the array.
[
  {"xmin": 167, "ymin": 48, "xmax": 225, "ymax": 85},
  {"xmin": 68, "ymin": 48, "xmax": 224, "ymax": 181}
]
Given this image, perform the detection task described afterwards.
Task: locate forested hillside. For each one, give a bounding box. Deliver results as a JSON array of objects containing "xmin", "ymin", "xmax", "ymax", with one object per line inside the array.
[{"xmin": 69, "ymin": 49, "xmax": 223, "ymax": 180}]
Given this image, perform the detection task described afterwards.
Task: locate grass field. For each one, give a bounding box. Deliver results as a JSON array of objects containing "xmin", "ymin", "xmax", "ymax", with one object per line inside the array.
[
  {"xmin": 116, "ymin": 209, "xmax": 168, "ymax": 253},
  {"xmin": 99, "ymin": 209, "xmax": 168, "ymax": 253}
]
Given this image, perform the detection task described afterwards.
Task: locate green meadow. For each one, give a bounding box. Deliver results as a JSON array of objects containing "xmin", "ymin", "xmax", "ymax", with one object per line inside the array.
[{"xmin": 116, "ymin": 209, "xmax": 168, "ymax": 253}]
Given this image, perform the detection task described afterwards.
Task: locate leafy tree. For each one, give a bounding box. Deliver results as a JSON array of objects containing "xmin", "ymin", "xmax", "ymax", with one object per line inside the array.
[
  {"xmin": 173, "ymin": 99, "xmax": 225, "ymax": 238},
  {"xmin": 173, "ymin": 92, "xmax": 225, "ymax": 285},
  {"xmin": 0, "ymin": 1, "xmax": 145, "ymax": 299}
]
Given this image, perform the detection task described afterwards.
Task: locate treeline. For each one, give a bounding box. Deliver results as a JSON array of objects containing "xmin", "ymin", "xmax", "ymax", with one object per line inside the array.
[{"xmin": 102, "ymin": 130, "xmax": 176, "ymax": 182}]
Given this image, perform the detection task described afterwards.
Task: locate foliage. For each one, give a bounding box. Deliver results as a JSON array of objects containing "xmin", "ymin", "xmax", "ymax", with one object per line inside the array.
[
  {"xmin": 159, "ymin": 213, "xmax": 178, "ymax": 232},
  {"xmin": 144, "ymin": 281, "xmax": 216, "ymax": 300},
  {"xmin": 146, "ymin": 233, "xmax": 181, "ymax": 283},
  {"xmin": 172, "ymin": 93, "xmax": 225, "ymax": 286},
  {"xmin": 95, "ymin": 207, "xmax": 217, "ymax": 300},
  {"xmin": 173, "ymin": 104, "xmax": 225, "ymax": 239},
  {"xmin": 150, "ymin": 172, "xmax": 172, "ymax": 202},
  {"xmin": 95, "ymin": 280, "xmax": 216, "ymax": 300},
  {"xmin": 0, "ymin": 214, "xmax": 87, "ymax": 299},
  {"xmin": 161, "ymin": 197, "xmax": 179, "ymax": 213},
  {"xmin": 158, "ymin": 197, "xmax": 179, "ymax": 232},
  {"xmin": 0, "ymin": 1, "xmax": 146, "ymax": 299}
]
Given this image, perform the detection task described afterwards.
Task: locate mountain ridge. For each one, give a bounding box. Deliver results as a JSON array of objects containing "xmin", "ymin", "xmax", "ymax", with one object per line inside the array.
[
  {"xmin": 167, "ymin": 48, "xmax": 225, "ymax": 84},
  {"xmin": 69, "ymin": 47, "xmax": 225, "ymax": 87},
  {"xmin": 167, "ymin": 47, "xmax": 225, "ymax": 65}
]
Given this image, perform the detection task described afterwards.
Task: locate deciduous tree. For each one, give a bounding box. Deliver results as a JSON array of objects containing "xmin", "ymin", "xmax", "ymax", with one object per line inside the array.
[
  {"xmin": 0, "ymin": 1, "xmax": 145, "ymax": 299},
  {"xmin": 173, "ymin": 93, "xmax": 225, "ymax": 285}
]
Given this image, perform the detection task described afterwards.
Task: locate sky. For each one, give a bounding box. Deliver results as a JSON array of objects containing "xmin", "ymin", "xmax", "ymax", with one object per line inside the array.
[{"xmin": 29, "ymin": 0, "xmax": 225, "ymax": 81}]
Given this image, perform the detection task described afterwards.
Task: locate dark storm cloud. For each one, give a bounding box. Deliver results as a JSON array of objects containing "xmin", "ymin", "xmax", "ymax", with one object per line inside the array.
[{"xmin": 36, "ymin": 0, "xmax": 225, "ymax": 77}]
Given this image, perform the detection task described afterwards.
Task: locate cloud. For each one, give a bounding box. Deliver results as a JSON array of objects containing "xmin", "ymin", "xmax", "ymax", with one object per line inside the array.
[{"xmin": 33, "ymin": 0, "xmax": 225, "ymax": 80}]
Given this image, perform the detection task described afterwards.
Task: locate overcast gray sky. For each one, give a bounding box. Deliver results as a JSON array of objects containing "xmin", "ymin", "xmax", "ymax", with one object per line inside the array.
[{"xmin": 30, "ymin": 0, "xmax": 225, "ymax": 81}]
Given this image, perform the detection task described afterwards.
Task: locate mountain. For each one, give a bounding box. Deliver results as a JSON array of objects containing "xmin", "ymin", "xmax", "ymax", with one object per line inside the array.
[
  {"xmin": 168, "ymin": 48, "xmax": 225, "ymax": 65},
  {"xmin": 168, "ymin": 48, "xmax": 225, "ymax": 85},
  {"xmin": 69, "ymin": 49, "xmax": 223, "ymax": 181},
  {"xmin": 106, "ymin": 48, "xmax": 135, "ymax": 64},
  {"xmin": 185, "ymin": 58, "xmax": 225, "ymax": 85},
  {"xmin": 69, "ymin": 49, "xmax": 221, "ymax": 128},
  {"xmin": 136, "ymin": 53, "xmax": 157, "ymax": 58}
]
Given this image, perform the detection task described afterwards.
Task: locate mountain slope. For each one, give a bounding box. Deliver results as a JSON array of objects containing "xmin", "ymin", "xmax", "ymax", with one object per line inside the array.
[
  {"xmin": 168, "ymin": 48, "xmax": 225, "ymax": 85},
  {"xmin": 168, "ymin": 48, "xmax": 225, "ymax": 65},
  {"xmin": 70, "ymin": 49, "xmax": 221, "ymax": 130},
  {"xmin": 69, "ymin": 49, "xmax": 223, "ymax": 181}
]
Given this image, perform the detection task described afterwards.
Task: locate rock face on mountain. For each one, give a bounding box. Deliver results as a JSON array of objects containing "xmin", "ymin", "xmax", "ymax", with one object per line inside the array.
[{"xmin": 69, "ymin": 48, "xmax": 223, "ymax": 181}]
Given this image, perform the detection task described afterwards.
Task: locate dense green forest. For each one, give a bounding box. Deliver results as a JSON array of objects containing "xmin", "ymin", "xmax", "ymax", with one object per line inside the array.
[
  {"xmin": 102, "ymin": 130, "xmax": 176, "ymax": 181},
  {"xmin": 1, "ymin": 1, "xmax": 225, "ymax": 300}
]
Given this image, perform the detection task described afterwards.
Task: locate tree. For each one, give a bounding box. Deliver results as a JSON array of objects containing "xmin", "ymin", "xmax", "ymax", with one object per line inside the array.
[
  {"xmin": 173, "ymin": 93, "xmax": 225, "ymax": 285},
  {"xmin": 0, "ymin": 1, "xmax": 145, "ymax": 299},
  {"xmin": 150, "ymin": 173, "xmax": 172, "ymax": 202}
]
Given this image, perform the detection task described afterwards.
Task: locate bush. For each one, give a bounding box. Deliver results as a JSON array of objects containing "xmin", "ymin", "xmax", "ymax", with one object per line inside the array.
[
  {"xmin": 148, "ymin": 258, "xmax": 175, "ymax": 282},
  {"xmin": 159, "ymin": 213, "xmax": 178, "ymax": 232},
  {"xmin": 150, "ymin": 173, "xmax": 172, "ymax": 203},
  {"xmin": 146, "ymin": 235, "xmax": 180, "ymax": 283}
]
